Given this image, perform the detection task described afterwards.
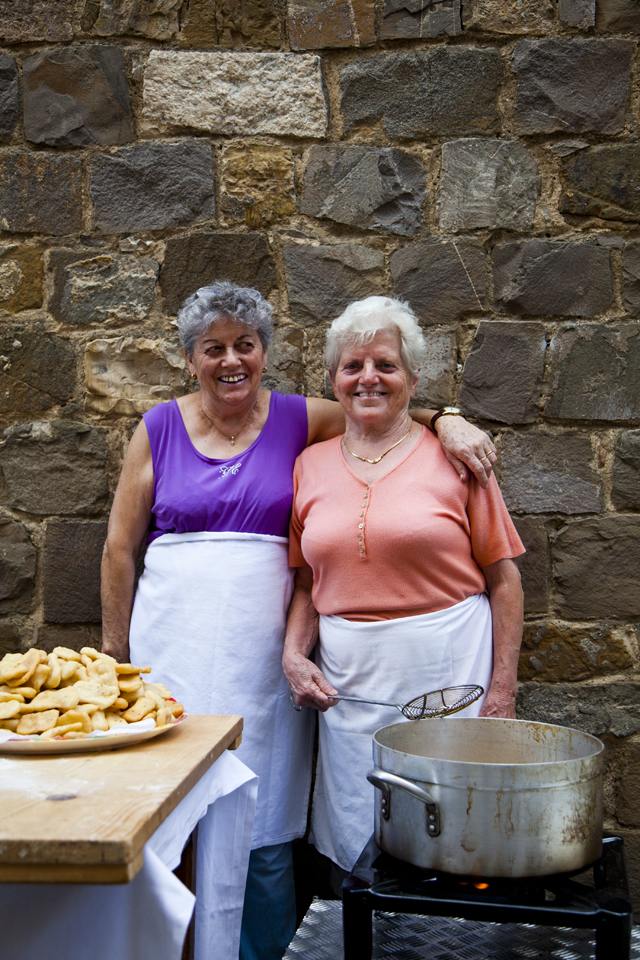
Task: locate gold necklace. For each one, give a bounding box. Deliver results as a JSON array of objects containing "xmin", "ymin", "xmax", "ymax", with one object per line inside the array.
[
  {"xmin": 200, "ymin": 397, "xmax": 259, "ymax": 446},
  {"xmin": 342, "ymin": 424, "xmax": 413, "ymax": 464}
]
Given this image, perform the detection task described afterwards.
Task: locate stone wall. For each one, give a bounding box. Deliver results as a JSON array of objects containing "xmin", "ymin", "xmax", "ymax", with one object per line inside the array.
[{"xmin": 1, "ymin": 0, "xmax": 640, "ymax": 900}]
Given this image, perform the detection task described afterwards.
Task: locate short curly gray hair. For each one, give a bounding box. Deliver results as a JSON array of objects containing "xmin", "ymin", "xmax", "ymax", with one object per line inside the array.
[
  {"xmin": 324, "ymin": 296, "xmax": 427, "ymax": 376},
  {"xmin": 176, "ymin": 281, "xmax": 274, "ymax": 357}
]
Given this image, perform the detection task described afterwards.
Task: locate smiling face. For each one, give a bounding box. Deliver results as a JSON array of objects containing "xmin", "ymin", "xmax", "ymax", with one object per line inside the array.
[
  {"xmin": 330, "ymin": 328, "xmax": 419, "ymax": 430},
  {"xmin": 187, "ymin": 318, "xmax": 267, "ymax": 412}
]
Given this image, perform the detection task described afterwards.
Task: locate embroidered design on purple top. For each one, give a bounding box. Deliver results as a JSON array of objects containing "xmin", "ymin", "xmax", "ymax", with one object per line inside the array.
[{"xmin": 219, "ymin": 463, "xmax": 242, "ymax": 478}]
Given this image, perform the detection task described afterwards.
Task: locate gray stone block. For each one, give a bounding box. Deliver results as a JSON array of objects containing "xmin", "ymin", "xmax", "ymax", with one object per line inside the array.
[
  {"xmin": 459, "ymin": 321, "xmax": 546, "ymax": 424},
  {"xmin": 0, "ymin": 519, "xmax": 36, "ymax": 615},
  {"xmin": 0, "ymin": 622, "xmax": 21, "ymax": 658},
  {"xmin": 512, "ymin": 517, "xmax": 549, "ymax": 615},
  {"xmin": 596, "ymin": 0, "xmax": 640, "ymax": 31},
  {"xmin": 512, "ymin": 39, "xmax": 633, "ymax": 135},
  {"xmin": 500, "ymin": 431, "xmax": 601, "ymax": 515},
  {"xmin": 559, "ymin": 0, "xmax": 595, "ymax": 27},
  {"xmin": 0, "ymin": 154, "xmax": 82, "ymax": 236},
  {"xmin": 0, "ymin": 0, "xmax": 74, "ymax": 42},
  {"xmin": 90, "ymin": 140, "xmax": 215, "ymax": 234},
  {"xmin": 517, "ymin": 681, "xmax": 640, "ymax": 738},
  {"xmin": 23, "ymin": 46, "xmax": 133, "ymax": 148},
  {"xmin": 560, "ymin": 145, "xmax": 640, "ymax": 222},
  {"xmin": 462, "ymin": 0, "xmax": 554, "ymax": 33},
  {"xmin": 81, "ymin": 0, "xmax": 181, "ymax": 39},
  {"xmin": 161, "ymin": 232, "xmax": 276, "ymax": 316},
  {"xmin": 391, "ymin": 240, "xmax": 487, "ymax": 326},
  {"xmin": 624, "ymin": 242, "xmax": 640, "ymax": 315},
  {"xmin": 0, "ymin": 326, "xmax": 75, "ymax": 414},
  {"xmin": 283, "ymin": 243, "xmax": 384, "ymax": 329},
  {"xmin": 553, "ymin": 517, "xmax": 640, "ymax": 619},
  {"xmin": 612, "ymin": 430, "xmax": 640, "ymax": 511},
  {"xmin": 381, "ymin": 0, "xmax": 462, "ymax": 39},
  {"xmin": 33, "ymin": 624, "xmax": 102, "ymax": 655},
  {"xmin": 412, "ymin": 329, "xmax": 457, "ymax": 408},
  {"xmin": 48, "ymin": 251, "xmax": 158, "ymax": 326},
  {"xmin": 262, "ymin": 325, "xmax": 305, "ymax": 396},
  {"xmin": 43, "ymin": 521, "xmax": 107, "ymax": 623},
  {"xmin": 545, "ymin": 325, "xmax": 640, "ymax": 421},
  {"xmin": 340, "ymin": 47, "xmax": 503, "ymax": 138},
  {"xmin": 438, "ymin": 139, "xmax": 539, "ymax": 233},
  {"xmin": 301, "ymin": 145, "xmax": 425, "ymax": 237},
  {"xmin": 493, "ymin": 240, "xmax": 613, "ymax": 317},
  {"xmin": 0, "ymin": 55, "xmax": 19, "ymax": 143},
  {"xmin": 0, "ymin": 421, "xmax": 108, "ymax": 517},
  {"xmin": 289, "ymin": 0, "xmax": 375, "ymax": 48}
]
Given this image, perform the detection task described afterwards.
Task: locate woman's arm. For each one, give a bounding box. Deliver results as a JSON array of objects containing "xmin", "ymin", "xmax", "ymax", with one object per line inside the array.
[
  {"xmin": 479, "ymin": 558, "xmax": 524, "ymax": 719},
  {"xmin": 101, "ymin": 422, "xmax": 155, "ymax": 663},
  {"xmin": 283, "ymin": 565, "xmax": 338, "ymax": 711},
  {"xmin": 306, "ymin": 397, "xmax": 497, "ymax": 488}
]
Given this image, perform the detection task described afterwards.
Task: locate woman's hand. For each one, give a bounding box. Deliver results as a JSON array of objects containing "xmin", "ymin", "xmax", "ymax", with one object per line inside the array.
[
  {"xmin": 283, "ymin": 566, "xmax": 339, "ymax": 711},
  {"xmin": 434, "ymin": 415, "xmax": 497, "ymax": 488},
  {"xmin": 479, "ymin": 685, "xmax": 516, "ymax": 719},
  {"xmin": 284, "ymin": 650, "xmax": 338, "ymax": 712},
  {"xmin": 481, "ymin": 558, "xmax": 523, "ymax": 720}
]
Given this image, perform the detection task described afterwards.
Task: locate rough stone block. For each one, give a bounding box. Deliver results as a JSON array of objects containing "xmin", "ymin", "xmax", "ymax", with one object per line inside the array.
[
  {"xmin": 493, "ymin": 240, "xmax": 613, "ymax": 317},
  {"xmin": 0, "ymin": 421, "xmax": 108, "ymax": 517},
  {"xmin": 596, "ymin": 0, "xmax": 640, "ymax": 31},
  {"xmin": 519, "ymin": 623, "xmax": 632, "ymax": 683},
  {"xmin": 616, "ymin": 741, "xmax": 640, "ymax": 826},
  {"xmin": 412, "ymin": 329, "xmax": 457, "ymax": 409},
  {"xmin": 90, "ymin": 141, "xmax": 215, "ymax": 234},
  {"xmin": 81, "ymin": 0, "xmax": 181, "ymax": 39},
  {"xmin": 0, "ymin": 246, "xmax": 43, "ymax": 313},
  {"xmin": 262, "ymin": 326, "xmax": 304, "ymax": 396},
  {"xmin": 340, "ymin": 48, "xmax": 503, "ymax": 139},
  {"xmin": 214, "ymin": 0, "xmax": 283, "ymax": 48},
  {"xmin": 221, "ymin": 143, "xmax": 295, "ymax": 228},
  {"xmin": 142, "ymin": 51, "xmax": 327, "ymax": 139},
  {"xmin": 623, "ymin": 242, "xmax": 640, "ymax": 314},
  {"xmin": 560, "ymin": 145, "xmax": 640, "ymax": 222},
  {"xmin": 0, "ymin": 622, "xmax": 21, "ymax": 657},
  {"xmin": 0, "ymin": 325, "xmax": 75, "ymax": 414},
  {"xmin": 161, "ymin": 231, "xmax": 276, "ymax": 316},
  {"xmin": 301, "ymin": 145, "xmax": 425, "ymax": 237},
  {"xmin": 553, "ymin": 517, "xmax": 640, "ymax": 619},
  {"xmin": 512, "ymin": 39, "xmax": 633, "ymax": 136},
  {"xmin": 289, "ymin": 0, "xmax": 375, "ymax": 48},
  {"xmin": 615, "ymin": 830, "xmax": 640, "ymax": 913},
  {"xmin": 500, "ymin": 431, "xmax": 601, "ymax": 515},
  {"xmin": 380, "ymin": 0, "xmax": 461, "ymax": 39},
  {"xmin": 544, "ymin": 325, "xmax": 640, "ymax": 421},
  {"xmin": 437, "ymin": 139, "xmax": 539, "ymax": 233},
  {"xmin": 559, "ymin": 0, "xmax": 595, "ymax": 27},
  {"xmin": 459, "ymin": 322, "xmax": 546, "ymax": 424},
  {"xmin": 283, "ymin": 243, "xmax": 384, "ymax": 329},
  {"xmin": 48, "ymin": 252, "xmax": 158, "ymax": 326},
  {"xmin": 0, "ymin": 55, "xmax": 19, "ymax": 143},
  {"xmin": 0, "ymin": 0, "xmax": 74, "ymax": 41},
  {"xmin": 517, "ymin": 681, "xmax": 640, "ymax": 738},
  {"xmin": 612, "ymin": 430, "xmax": 640, "ymax": 511},
  {"xmin": 32, "ymin": 624, "xmax": 102, "ymax": 655},
  {"xmin": 0, "ymin": 519, "xmax": 36, "ymax": 615},
  {"xmin": 43, "ymin": 521, "xmax": 107, "ymax": 623},
  {"xmin": 85, "ymin": 337, "xmax": 185, "ymax": 415},
  {"xmin": 23, "ymin": 46, "xmax": 133, "ymax": 148},
  {"xmin": 391, "ymin": 240, "xmax": 486, "ymax": 325},
  {"xmin": 462, "ymin": 0, "xmax": 554, "ymax": 32},
  {"xmin": 0, "ymin": 154, "xmax": 82, "ymax": 236},
  {"xmin": 512, "ymin": 517, "xmax": 549, "ymax": 615},
  {"xmin": 178, "ymin": 0, "xmax": 217, "ymax": 44}
]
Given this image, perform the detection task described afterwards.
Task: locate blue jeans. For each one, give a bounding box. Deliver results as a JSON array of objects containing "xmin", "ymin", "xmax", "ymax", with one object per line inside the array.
[{"xmin": 239, "ymin": 842, "xmax": 296, "ymax": 960}]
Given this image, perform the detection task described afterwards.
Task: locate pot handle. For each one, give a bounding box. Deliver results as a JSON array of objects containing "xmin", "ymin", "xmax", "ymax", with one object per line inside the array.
[{"xmin": 367, "ymin": 768, "xmax": 441, "ymax": 837}]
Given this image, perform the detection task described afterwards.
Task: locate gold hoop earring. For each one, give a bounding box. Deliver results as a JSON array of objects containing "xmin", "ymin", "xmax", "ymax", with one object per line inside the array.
[{"xmin": 262, "ymin": 367, "xmax": 267, "ymax": 373}]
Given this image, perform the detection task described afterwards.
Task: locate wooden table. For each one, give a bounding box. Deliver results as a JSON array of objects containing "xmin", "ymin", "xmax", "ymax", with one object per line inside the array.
[{"xmin": 0, "ymin": 714, "xmax": 242, "ymax": 885}]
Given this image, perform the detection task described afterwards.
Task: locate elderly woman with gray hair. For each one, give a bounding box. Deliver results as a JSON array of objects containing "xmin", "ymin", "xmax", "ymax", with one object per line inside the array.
[
  {"xmin": 285, "ymin": 296, "xmax": 525, "ymax": 877},
  {"xmin": 101, "ymin": 281, "xmax": 499, "ymax": 960}
]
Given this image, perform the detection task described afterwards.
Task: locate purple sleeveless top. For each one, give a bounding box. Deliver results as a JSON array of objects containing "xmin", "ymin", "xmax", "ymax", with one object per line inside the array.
[{"xmin": 143, "ymin": 393, "xmax": 308, "ymax": 542}]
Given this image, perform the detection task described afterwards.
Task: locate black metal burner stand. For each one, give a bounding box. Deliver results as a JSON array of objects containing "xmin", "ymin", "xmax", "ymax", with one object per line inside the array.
[{"xmin": 342, "ymin": 835, "xmax": 632, "ymax": 960}]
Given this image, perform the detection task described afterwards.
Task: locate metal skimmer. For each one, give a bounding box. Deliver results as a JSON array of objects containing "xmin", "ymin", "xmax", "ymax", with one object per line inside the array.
[{"xmin": 331, "ymin": 684, "xmax": 484, "ymax": 720}]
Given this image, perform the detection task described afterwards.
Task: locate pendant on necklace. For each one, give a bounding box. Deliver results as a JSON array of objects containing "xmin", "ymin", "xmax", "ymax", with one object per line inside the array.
[{"xmin": 230, "ymin": 437, "xmax": 236, "ymax": 446}]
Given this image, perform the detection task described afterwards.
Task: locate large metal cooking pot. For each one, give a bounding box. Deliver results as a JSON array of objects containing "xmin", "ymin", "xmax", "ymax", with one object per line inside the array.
[{"xmin": 368, "ymin": 717, "xmax": 604, "ymax": 877}]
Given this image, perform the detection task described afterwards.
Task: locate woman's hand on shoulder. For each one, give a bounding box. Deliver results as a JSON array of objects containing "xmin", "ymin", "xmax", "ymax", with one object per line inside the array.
[
  {"xmin": 433, "ymin": 416, "xmax": 497, "ymax": 488},
  {"xmin": 305, "ymin": 397, "xmax": 346, "ymax": 445},
  {"xmin": 284, "ymin": 650, "xmax": 339, "ymax": 712}
]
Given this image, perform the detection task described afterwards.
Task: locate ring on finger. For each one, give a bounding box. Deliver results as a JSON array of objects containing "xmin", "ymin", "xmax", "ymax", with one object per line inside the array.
[{"xmin": 289, "ymin": 692, "xmax": 302, "ymax": 712}]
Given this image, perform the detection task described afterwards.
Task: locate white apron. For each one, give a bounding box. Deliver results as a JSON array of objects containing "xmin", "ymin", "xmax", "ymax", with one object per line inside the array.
[
  {"xmin": 311, "ymin": 593, "xmax": 493, "ymax": 871},
  {"xmin": 130, "ymin": 531, "xmax": 314, "ymax": 850}
]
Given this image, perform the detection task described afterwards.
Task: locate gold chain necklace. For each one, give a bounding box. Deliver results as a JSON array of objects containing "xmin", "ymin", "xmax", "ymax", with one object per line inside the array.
[
  {"xmin": 342, "ymin": 424, "xmax": 413, "ymax": 465},
  {"xmin": 200, "ymin": 397, "xmax": 259, "ymax": 446}
]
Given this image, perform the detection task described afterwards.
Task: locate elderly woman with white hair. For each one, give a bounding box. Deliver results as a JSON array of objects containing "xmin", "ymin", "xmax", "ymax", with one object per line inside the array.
[{"xmin": 284, "ymin": 296, "xmax": 525, "ymax": 876}]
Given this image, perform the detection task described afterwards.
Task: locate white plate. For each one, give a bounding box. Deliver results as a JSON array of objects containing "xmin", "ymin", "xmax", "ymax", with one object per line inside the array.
[{"xmin": 0, "ymin": 714, "xmax": 188, "ymax": 755}]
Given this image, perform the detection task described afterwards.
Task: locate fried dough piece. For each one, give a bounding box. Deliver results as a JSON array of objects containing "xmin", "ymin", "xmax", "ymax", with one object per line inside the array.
[
  {"xmin": 113, "ymin": 697, "xmax": 128, "ymax": 710},
  {"xmin": 115, "ymin": 663, "xmax": 151, "ymax": 675},
  {"xmin": 80, "ymin": 655, "xmax": 93, "ymax": 669},
  {"xmin": 142, "ymin": 683, "xmax": 166, "ymax": 709},
  {"xmin": 74, "ymin": 680, "xmax": 119, "ymax": 710},
  {"xmin": 169, "ymin": 701, "xmax": 184, "ymax": 718},
  {"xmin": 156, "ymin": 706, "xmax": 173, "ymax": 727},
  {"xmin": 52, "ymin": 647, "xmax": 82, "ymax": 662},
  {"xmin": 57, "ymin": 709, "xmax": 92, "ymax": 734},
  {"xmin": 80, "ymin": 647, "xmax": 116, "ymax": 663},
  {"xmin": 21, "ymin": 687, "xmax": 81, "ymax": 713},
  {"xmin": 122, "ymin": 696, "xmax": 155, "ymax": 723},
  {"xmin": 30, "ymin": 662, "xmax": 51, "ymax": 693},
  {"xmin": 91, "ymin": 710, "xmax": 109, "ymax": 732},
  {"xmin": 1, "ymin": 719, "xmax": 19, "ymax": 731},
  {"xmin": 106, "ymin": 713, "xmax": 128, "ymax": 728},
  {"xmin": 16, "ymin": 709, "xmax": 59, "ymax": 735},
  {"xmin": 0, "ymin": 700, "xmax": 21, "ymax": 720},
  {"xmin": 59, "ymin": 661, "xmax": 80, "ymax": 684},
  {"xmin": 44, "ymin": 654, "xmax": 62, "ymax": 689},
  {"xmin": 121, "ymin": 685, "xmax": 145, "ymax": 703},
  {"xmin": 2, "ymin": 649, "xmax": 46, "ymax": 686},
  {"xmin": 0, "ymin": 684, "xmax": 36, "ymax": 699},
  {"xmin": 118, "ymin": 674, "xmax": 141, "ymax": 693},
  {"xmin": 0, "ymin": 691, "xmax": 24, "ymax": 703},
  {"xmin": 87, "ymin": 658, "xmax": 118, "ymax": 688},
  {"xmin": 41, "ymin": 722, "xmax": 83, "ymax": 739},
  {"xmin": 152, "ymin": 683, "xmax": 173, "ymax": 700}
]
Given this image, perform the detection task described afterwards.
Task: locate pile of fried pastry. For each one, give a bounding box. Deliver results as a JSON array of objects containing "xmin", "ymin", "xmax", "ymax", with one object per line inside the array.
[{"xmin": 0, "ymin": 646, "xmax": 184, "ymax": 739}]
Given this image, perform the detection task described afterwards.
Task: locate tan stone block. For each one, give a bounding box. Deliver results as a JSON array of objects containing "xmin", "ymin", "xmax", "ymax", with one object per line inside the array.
[
  {"xmin": 519, "ymin": 623, "xmax": 633, "ymax": 683},
  {"xmin": 221, "ymin": 144, "xmax": 295, "ymax": 228},
  {"xmin": 0, "ymin": 246, "xmax": 42, "ymax": 313},
  {"xmin": 82, "ymin": 0, "xmax": 181, "ymax": 40},
  {"xmin": 289, "ymin": 0, "xmax": 375, "ymax": 50},
  {"xmin": 615, "ymin": 739, "xmax": 640, "ymax": 827},
  {"xmin": 462, "ymin": 0, "xmax": 555, "ymax": 32},
  {"xmin": 179, "ymin": 0, "xmax": 218, "ymax": 44},
  {"xmin": 216, "ymin": 0, "xmax": 282, "ymax": 48},
  {"xmin": 85, "ymin": 337, "xmax": 185, "ymax": 415}
]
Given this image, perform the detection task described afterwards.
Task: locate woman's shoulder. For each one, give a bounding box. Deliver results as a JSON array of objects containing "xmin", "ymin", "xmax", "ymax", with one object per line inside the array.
[
  {"xmin": 295, "ymin": 435, "xmax": 342, "ymax": 471},
  {"xmin": 143, "ymin": 398, "xmax": 178, "ymax": 428}
]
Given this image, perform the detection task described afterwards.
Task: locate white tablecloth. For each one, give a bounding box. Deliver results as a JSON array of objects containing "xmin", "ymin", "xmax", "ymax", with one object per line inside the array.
[{"xmin": 0, "ymin": 749, "xmax": 258, "ymax": 960}]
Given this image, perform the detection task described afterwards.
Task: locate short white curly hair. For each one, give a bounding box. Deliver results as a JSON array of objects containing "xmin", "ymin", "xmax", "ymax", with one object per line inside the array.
[{"xmin": 324, "ymin": 296, "xmax": 427, "ymax": 376}]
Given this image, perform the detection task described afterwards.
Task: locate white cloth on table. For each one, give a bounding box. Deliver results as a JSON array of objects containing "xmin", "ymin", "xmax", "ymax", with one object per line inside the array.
[
  {"xmin": 0, "ymin": 750, "xmax": 257, "ymax": 960},
  {"xmin": 311, "ymin": 593, "xmax": 493, "ymax": 871},
  {"xmin": 130, "ymin": 531, "xmax": 314, "ymax": 849}
]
